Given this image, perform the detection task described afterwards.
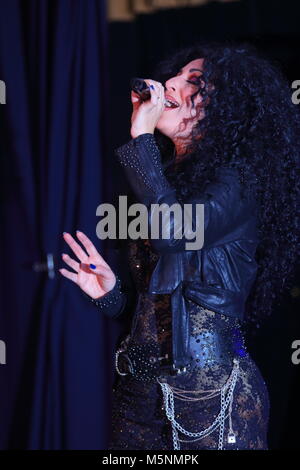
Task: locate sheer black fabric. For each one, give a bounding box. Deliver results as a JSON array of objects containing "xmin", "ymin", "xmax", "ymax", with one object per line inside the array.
[{"xmin": 108, "ymin": 239, "xmax": 270, "ymax": 450}]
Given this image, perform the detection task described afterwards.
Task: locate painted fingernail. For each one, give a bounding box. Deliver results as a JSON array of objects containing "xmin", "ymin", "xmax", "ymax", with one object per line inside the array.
[
  {"xmin": 62, "ymin": 253, "xmax": 67, "ymax": 257},
  {"xmin": 63, "ymin": 232, "xmax": 67, "ymax": 235},
  {"xmin": 90, "ymin": 264, "xmax": 96, "ymax": 269},
  {"xmin": 150, "ymin": 85, "xmax": 155, "ymax": 89},
  {"xmin": 76, "ymin": 230, "xmax": 81, "ymax": 233}
]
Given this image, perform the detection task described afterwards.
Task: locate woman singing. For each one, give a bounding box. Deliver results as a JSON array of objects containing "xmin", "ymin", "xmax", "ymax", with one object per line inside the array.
[{"xmin": 59, "ymin": 42, "xmax": 299, "ymax": 450}]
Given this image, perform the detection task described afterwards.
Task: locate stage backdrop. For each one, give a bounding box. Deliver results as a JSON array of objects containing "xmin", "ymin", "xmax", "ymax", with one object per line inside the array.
[{"xmin": 0, "ymin": 0, "xmax": 126, "ymax": 449}]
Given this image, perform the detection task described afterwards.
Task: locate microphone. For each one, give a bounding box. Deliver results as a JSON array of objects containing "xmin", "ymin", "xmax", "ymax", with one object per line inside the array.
[
  {"xmin": 130, "ymin": 78, "xmax": 151, "ymax": 101},
  {"xmin": 130, "ymin": 77, "xmax": 167, "ymax": 105}
]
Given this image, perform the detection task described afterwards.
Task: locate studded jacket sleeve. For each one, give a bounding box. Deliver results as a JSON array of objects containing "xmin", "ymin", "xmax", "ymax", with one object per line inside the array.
[
  {"xmin": 115, "ymin": 133, "xmax": 257, "ymax": 253},
  {"xmin": 83, "ymin": 271, "xmax": 137, "ymax": 320}
]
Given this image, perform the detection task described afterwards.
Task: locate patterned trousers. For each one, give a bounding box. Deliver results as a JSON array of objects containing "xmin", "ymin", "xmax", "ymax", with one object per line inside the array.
[{"xmin": 108, "ymin": 354, "xmax": 270, "ymax": 451}]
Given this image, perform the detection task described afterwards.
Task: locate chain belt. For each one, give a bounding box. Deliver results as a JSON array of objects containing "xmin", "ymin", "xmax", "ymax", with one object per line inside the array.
[
  {"xmin": 157, "ymin": 358, "xmax": 240, "ymax": 450},
  {"xmin": 115, "ymin": 334, "xmax": 242, "ymax": 450}
]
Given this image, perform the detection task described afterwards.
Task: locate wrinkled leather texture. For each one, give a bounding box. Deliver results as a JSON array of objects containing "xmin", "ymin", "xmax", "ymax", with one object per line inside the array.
[{"xmin": 113, "ymin": 133, "xmax": 260, "ymax": 369}]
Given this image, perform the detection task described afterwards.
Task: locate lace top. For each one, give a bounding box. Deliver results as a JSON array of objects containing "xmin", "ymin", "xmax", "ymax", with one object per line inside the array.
[{"xmin": 125, "ymin": 236, "xmax": 249, "ymax": 390}]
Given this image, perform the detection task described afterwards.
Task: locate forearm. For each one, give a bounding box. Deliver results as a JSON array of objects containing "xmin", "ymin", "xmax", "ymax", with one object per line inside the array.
[
  {"xmin": 115, "ymin": 133, "xmax": 203, "ymax": 252},
  {"xmin": 115, "ymin": 133, "xmax": 172, "ymax": 203}
]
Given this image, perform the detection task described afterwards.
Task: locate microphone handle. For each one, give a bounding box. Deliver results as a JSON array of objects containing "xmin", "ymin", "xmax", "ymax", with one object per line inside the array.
[
  {"xmin": 130, "ymin": 77, "xmax": 166, "ymax": 104},
  {"xmin": 130, "ymin": 77, "xmax": 151, "ymax": 101}
]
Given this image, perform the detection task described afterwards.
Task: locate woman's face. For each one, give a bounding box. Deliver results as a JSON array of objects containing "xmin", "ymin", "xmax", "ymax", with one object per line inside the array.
[{"xmin": 156, "ymin": 58, "xmax": 205, "ymax": 151}]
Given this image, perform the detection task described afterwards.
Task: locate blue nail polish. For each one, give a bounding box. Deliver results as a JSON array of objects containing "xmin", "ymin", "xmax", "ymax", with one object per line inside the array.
[
  {"xmin": 90, "ymin": 264, "xmax": 96, "ymax": 269},
  {"xmin": 63, "ymin": 232, "xmax": 67, "ymax": 235},
  {"xmin": 150, "ymin": 84, "xmax": 155, "ymax": 89}
]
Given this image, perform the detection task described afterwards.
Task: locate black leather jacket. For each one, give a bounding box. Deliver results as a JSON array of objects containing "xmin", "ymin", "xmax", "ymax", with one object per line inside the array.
[{"xmin": 101, "ymin": 133, "xmax": 260, "ymax": 372}]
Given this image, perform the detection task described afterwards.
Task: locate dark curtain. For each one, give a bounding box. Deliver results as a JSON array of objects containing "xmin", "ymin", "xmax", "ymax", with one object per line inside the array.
[
  {"xmin": 0, "ymin": 0, "xmax": 123, "ymax": 449},
  {"xmin": 108, "ymin": 0, "xmax": 300, "ymax": 449},
  {"xmin": 0, "ymin": 0, "xmax": 299, "ymax": 451}
]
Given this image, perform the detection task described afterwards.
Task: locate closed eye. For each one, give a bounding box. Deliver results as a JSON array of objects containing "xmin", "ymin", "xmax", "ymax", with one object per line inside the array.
[{"xmin": 186, "ymin": 76, "xmax": 201, "ymax": 85}]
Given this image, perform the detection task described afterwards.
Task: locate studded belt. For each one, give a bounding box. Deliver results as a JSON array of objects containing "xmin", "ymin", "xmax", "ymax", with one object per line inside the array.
[
  {"xmin": 115, "ymin": 328, "xmax": 247, "ymax": 383},
  {"xmin": 115, "ymin": 334, "xmax": 191, "ymax": 383}
]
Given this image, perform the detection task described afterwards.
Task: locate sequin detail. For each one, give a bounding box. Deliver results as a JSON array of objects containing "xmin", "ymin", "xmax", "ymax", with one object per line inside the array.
[
  {"xmin": 108, "ymin": 238, "xmax": 270, "ymax": 450},
  {"xmin": 115, "ymin": 133, "xmax": 172, "ymax": 194}
]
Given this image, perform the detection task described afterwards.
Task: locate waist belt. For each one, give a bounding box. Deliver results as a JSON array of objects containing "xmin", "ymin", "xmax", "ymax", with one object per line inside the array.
[
  {"xmin": 115, "ymin": 335, "xmax": 187, "ymax": 383},
  {"xmin": 115, "ymin": 328, "xmax": 246, "ymax": 383}
]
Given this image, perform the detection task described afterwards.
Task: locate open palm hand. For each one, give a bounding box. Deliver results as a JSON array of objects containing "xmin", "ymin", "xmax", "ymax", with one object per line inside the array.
[{"xmin": 59, "ymin": 231, "xmax": 116, "ymax": 299}]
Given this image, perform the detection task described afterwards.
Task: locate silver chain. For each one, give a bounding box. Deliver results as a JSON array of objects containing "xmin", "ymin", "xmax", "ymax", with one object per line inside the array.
[{"xmin": 157, "ymin": 358, "xmax": 240, "ymax": 450}]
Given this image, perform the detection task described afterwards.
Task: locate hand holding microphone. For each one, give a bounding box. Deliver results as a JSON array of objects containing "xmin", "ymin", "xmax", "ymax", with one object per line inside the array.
[
  {"xmin": 131, "ymin": 78, "xmax": 169, "ymax": 103},
  {"xmin": 130, "ymin": 78, "xmax": 166, "ymax": 139}
]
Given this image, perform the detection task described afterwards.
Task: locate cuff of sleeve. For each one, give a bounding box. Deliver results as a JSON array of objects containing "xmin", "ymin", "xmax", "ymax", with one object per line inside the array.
[{"xmin": 83, "ymin": 275, "xmax": 123, "ymax": 309}]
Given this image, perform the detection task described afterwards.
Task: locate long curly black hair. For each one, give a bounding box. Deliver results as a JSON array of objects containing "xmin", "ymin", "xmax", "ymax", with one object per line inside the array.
[{"xmin": 152, "ymin": 41, "xmax": 300, "ymax": 332}]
